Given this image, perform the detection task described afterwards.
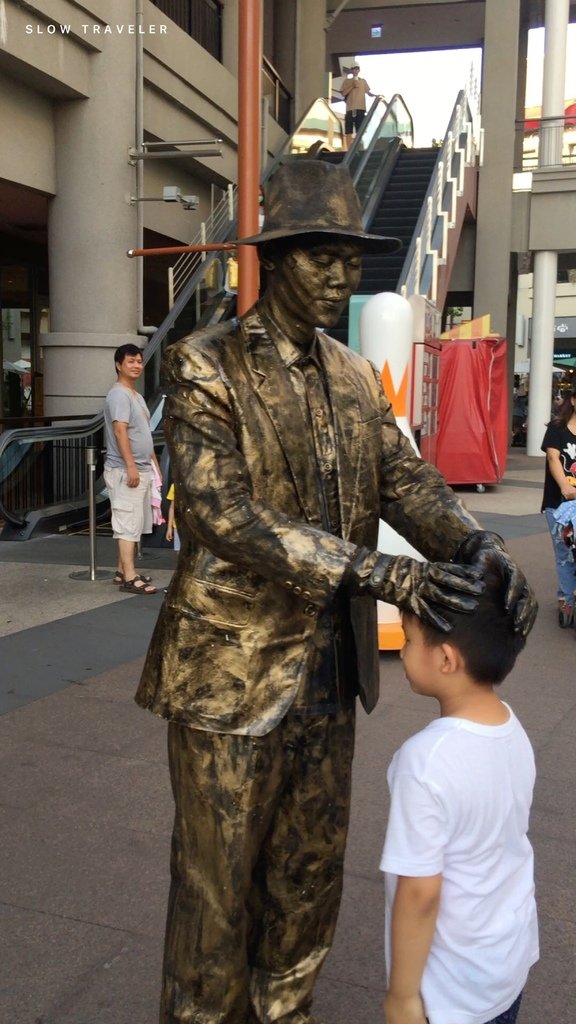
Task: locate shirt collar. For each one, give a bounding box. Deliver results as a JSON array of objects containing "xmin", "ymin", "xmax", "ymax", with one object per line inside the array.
[{"xmin": 257, "ymin": 303, "xmax": 321, "ymax": 369}]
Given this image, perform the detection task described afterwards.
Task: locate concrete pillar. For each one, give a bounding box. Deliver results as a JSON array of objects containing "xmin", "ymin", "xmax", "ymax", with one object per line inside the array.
[
  {"xmin": 528, "ymin": 252, "xmax": 558, "ymax": 449},
  {"xmin": 274, "ymin": 0, "xmax": 296, "ymax": 100},
  {"xmin": 222, "ymin": 0, "xmax": 240, "ymax": 78},
  {"xmin": 294, "ymin": 0, "xmax": 326, "ymax": 121},
  {"xmin": 473, "ymin": 0, "xmax": 520, "ymax": 337},
  {"xmin": 527, "ymin": 0, "xmax": 569, "ymax": 456},
  {"xmin": 41, "ymin": 30, "xmax": 140, "ymax": 416}
]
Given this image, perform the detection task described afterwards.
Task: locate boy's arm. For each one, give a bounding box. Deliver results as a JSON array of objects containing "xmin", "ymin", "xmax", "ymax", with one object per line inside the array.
[
  {"xmin": 384, "ymin": 873, "xmax": 442, "ymax": 1024},
  {"xmin": 152, "ymin": 450, "xmax": 162, "ymax": 480},
  {"xmin": 166, "ymin": 500, "xmax": 175, "ymax": 537}
]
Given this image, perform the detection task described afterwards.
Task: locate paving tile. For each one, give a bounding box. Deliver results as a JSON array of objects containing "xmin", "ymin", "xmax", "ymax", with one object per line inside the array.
[
  {"xmin": 0, "ymin": 453, "xmax": 574, "ymax": 1022},
  {"xmin": 0, "ymin": 904, "xmax": 162, "ymax": 1024}
]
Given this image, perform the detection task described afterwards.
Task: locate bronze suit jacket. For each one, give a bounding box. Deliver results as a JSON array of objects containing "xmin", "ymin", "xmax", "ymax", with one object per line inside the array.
[{"xmin": 135, "ymin": 306, "xmax": 479, "ymax": 735}]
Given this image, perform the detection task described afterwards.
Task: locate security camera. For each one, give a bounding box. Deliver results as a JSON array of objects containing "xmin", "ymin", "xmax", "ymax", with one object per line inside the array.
[{"xmin": 162, "ymin": 185, "xmax": 182, "ymax": 202}]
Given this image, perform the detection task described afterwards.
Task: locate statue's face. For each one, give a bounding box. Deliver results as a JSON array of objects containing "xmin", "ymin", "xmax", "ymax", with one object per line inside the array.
[{"xmin": 269, "ymin": 240, "xmax": 363, "ymax": 337}]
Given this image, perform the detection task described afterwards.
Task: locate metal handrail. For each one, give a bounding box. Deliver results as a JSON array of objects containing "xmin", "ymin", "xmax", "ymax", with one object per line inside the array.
[
  {"xmin": 350, "ymin": 95, "xmax": 414, "ymax": 230},
  {"xmin": 514, "ymin": 113, "xmax": 576, "ymax": 171},
  {"xmin": 347, "ymin": 93, "xmax": 414, "ymax": 189},
  {"xmin": 399, "ymin": 90, "xmax": 478, "ymax": 303},
  {"xmin": 170, "ymin": 184, "xmax": 237, "ymax": 302}
]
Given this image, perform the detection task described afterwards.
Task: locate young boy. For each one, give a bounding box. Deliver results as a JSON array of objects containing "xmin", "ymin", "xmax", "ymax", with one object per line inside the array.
[{"xmin": 381, "ymin": 554, "xmax": 538, "ymax": 1024}]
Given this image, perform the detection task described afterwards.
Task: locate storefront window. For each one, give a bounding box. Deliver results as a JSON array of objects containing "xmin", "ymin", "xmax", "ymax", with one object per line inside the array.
[{"xmin": 0, "ymin": 266, "xmax": 48, "ymax": 423}]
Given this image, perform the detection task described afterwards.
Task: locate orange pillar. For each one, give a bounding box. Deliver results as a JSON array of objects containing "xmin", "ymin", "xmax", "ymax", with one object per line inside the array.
[{"xmin": 237, "ymin": 0, "xmax": 261, "ymax": 315}]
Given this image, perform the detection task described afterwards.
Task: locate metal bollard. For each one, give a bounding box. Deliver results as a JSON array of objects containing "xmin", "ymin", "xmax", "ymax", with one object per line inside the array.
[
  {"xmin": 87, "ymin": 446, "xmax": 98, "ymax": 580},
  {"xmin": 70, "ymin": 446, "xmax": 114, "ymax": 582}
]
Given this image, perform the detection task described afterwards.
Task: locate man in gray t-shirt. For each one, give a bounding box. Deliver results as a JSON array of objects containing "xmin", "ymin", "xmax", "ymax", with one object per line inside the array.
[{"xmin": 103, "ymin": 343, "xmax": 161, "ymax": 594}]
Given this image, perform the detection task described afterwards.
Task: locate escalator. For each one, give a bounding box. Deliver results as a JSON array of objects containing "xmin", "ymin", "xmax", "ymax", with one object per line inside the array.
[
  {"xmin": 328, "ymin": 145, "xmax": 439, "ymax": 344},
  {"xmin": 361, "ymin": 148, "xmax": 439, "ymax": 294},
  {"xmin": 0, "ymin": 90, "xmax": 476, "ymax": 538}
]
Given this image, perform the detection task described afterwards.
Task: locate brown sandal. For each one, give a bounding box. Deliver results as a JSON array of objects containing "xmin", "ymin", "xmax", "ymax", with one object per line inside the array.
[
  {"xmin": 120, "ymin": 577, "xmax": 157, "ymax": 595},
  {"xmin": 114, "ymin": 571, "xmax": 153, "ymax": 586}
]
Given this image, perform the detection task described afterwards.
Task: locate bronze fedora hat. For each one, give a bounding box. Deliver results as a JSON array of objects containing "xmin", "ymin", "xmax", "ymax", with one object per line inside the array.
[{"xmin": 237, "ymin": 160, "xmax": 402, "ymax": 254}]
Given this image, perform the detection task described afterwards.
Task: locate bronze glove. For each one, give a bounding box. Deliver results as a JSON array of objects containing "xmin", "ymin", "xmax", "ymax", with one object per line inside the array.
[
  {"xmin": 346, "ymin": 548, "xmax": 484, "ymax": 632},
  {"xmin": 454, "ymin": 530, "xmax": 538, "ymax": 637}
]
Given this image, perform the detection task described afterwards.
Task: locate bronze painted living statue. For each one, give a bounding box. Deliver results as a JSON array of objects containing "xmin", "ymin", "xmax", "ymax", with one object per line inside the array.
[{"xmin": 135, "ymin": 160, "xmax": 537, "ymax": 1024}]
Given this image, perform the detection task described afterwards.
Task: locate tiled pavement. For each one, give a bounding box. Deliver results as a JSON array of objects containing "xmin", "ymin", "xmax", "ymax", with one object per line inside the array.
[{"xmin": 1, "ymin": 450, "xmax": 574, "ymax": 1023}]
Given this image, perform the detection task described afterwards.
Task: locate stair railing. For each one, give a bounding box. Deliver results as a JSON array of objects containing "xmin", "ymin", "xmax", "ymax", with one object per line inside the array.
[
  {"xmin": 169, "ymin": 184, "xmax": 237, "ymax": 305},
  {"xmin": 399, "ymin": 90, "xmax": 479, "ymax": 304}
]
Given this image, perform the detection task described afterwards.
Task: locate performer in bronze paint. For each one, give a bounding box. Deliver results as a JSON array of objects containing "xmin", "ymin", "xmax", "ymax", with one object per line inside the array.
[{"xmin": 136, "ymin": 161, "xmax": 537, "ymax": 1024}]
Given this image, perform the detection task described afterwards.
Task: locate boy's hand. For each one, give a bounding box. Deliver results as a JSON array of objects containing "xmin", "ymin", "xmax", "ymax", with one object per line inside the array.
[{"xmin": 384, "ymin": 992, "xmax": 427, "ymax": 1024}]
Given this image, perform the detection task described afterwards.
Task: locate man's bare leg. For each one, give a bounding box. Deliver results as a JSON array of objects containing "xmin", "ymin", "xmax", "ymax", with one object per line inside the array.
[{"xmin": 118, "ymin": 538, "xmax": 137, "ymax": 581}]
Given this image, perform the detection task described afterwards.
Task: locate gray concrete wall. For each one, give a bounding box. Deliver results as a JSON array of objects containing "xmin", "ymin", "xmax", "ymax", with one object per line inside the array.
[
  {"xmin": 529, "ymin": 168, "xmax": 576, "ymax": 250},
  {"xmin": 473, "ymin": 0, "xmax": 521, "ymax": 335},
  {"xmin": 0, "ymin": 71, "xmax": 55, "ymax": 193},
  {"xmin": 294, "ymin": 0, "xmax": 326, "ymax": 121},
  {"xmin": 1, "ymin": 0, "xmax": 287, "ymax": 416}
]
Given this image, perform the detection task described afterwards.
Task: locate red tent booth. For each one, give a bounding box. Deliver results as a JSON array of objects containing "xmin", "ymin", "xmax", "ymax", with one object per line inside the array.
[{"xmin": 434, "ymin": 337, "xmax": 508, "ymax": 488}]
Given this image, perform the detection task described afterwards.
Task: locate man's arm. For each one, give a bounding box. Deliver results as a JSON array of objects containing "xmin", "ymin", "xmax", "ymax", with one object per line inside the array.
[
  {"xmin": 113, "ymin": 420, "xmax": 140, "ymax": 487},
  {"xmin": 162, "ymin": 347, "xmax": 358, "ymax": 607},
  {"xmin": 368, "ymin": 364, "xmax": 537, "ymax": 635},
  {"xmin": 384, "ymin": 874, "xmax": 442, "ymax": 1024}
]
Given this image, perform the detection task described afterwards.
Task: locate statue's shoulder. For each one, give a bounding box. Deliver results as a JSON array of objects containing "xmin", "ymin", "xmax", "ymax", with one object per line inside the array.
[
  {"xmin": 318, "ymin": 330, "xmax": 372, "ymax": 372},
  {"xmin": 161, "ymin": 319, "xmax": 240, "ymax": 383}
]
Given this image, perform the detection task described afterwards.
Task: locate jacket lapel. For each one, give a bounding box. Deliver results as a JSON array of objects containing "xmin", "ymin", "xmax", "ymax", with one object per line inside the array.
[
  {"xmin": 241, "ymin": 310, "xmax": 323, "ymax": 524},
  {"xmin": 317, "ymin": 331, "xmax": 362, "ymax": 541}
]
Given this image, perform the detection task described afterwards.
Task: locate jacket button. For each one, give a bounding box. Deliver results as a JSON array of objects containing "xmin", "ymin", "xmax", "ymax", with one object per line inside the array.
[
  {"xmin": 285, "ymin": 581, "xmax": 293, "ymax": 590},
  {"xmin": 293, "ymin": 585, "xmax": 302, "ymax": 595},
  {"xmin": 303, "ymin": 590, "xmax": 311, "ymax": 599},
  {"xmin": 304, "ymin": 603, "xmax": 316, "ymax": 616}
]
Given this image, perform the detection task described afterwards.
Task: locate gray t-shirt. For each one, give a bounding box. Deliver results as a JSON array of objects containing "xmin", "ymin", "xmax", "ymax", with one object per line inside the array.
[{"xmin": 104, "ymin": 383, "xmax": 154, "ymax": 470}]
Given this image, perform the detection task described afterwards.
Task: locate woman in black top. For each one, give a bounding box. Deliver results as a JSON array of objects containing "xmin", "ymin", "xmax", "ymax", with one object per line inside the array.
[{"xmin": 541, "ymin": 388, "xmax": 576, "ymax": 626}]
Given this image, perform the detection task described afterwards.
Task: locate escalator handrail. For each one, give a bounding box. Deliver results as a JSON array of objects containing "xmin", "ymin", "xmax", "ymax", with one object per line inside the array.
[
  {"xmin": 347, "ymin": 93, "xmax": 414, "ymax": 189},
  {"xmin": 0, "ymin": 418, "xmax": 106, "ymax": 528},
  {"xmin": 361, "ymin": 137, "xmax": 405, "ymax": 232},
  {"xmin": 397, "ymin": 89, "xmax": 475, "ymax": 297}
]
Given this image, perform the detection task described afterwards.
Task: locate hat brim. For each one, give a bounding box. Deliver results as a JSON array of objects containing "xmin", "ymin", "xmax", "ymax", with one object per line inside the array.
[{"xmin": 236, "ymin": 227, "xmax": 402, "ymax": 254}]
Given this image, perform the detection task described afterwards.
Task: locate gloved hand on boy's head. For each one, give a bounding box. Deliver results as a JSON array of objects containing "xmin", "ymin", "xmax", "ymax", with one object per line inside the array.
[
  {"xmin": 346, "ymin": 530, "xmax": 537, "ymax": 638},
  {"xmin": 454, "ymin": 530, "xmax": 538, "ymax": 638},
  {"xmin": 346, "ymin": 548, "xmax": 485, "ymax": 633}
]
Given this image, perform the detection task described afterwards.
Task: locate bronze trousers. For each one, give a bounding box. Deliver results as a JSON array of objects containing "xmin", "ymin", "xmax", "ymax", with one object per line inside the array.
[{"xmin": 161, "ymin": 707, "xmax": 356, "ymax": 1023}]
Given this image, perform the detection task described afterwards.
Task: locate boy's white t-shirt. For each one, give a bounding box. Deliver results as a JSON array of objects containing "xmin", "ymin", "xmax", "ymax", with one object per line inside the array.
[{"xmin": 380, "ymin": 706, "xmax": 538, "ymax": 1024}]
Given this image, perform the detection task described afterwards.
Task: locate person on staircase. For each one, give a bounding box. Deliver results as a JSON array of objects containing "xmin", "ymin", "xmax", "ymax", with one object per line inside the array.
[{"xmin": 341, "ymin": 63, "xmax": 373, "ymax": 149}]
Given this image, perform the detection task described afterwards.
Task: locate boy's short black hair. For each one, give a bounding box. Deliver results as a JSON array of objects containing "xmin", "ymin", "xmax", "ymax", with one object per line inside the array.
[
  {"xmin": 114, "ymin": 343, "xmax": 143, "ymax": 369},
  {"xmin": 417, "ymin": 552, "xmax": 526, "ymax": 685}
]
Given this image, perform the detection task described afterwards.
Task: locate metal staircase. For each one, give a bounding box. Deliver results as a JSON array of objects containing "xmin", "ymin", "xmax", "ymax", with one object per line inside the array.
[{"xmin": 0, "ymin": 90, "xmax": 480, "ymax": 538}]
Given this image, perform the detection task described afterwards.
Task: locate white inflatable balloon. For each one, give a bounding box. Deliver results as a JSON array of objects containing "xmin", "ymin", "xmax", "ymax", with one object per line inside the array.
[{"xmin": 359, "ymin": 293, "xmax": 424, "ymax": 649}]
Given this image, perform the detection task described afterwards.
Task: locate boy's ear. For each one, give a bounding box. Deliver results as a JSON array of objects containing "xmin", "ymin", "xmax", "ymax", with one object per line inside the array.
[{"xmin": 438, "ymin": 641, "xmax": 462, "ymax": 675}]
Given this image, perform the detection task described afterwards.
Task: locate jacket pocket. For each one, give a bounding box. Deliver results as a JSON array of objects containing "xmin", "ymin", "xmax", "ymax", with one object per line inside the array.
[{"xmin": 169, "ymin": 576, "xmax": 256, "ymax": 627}]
